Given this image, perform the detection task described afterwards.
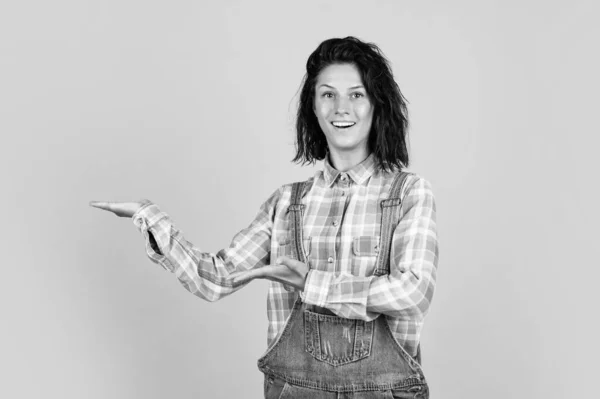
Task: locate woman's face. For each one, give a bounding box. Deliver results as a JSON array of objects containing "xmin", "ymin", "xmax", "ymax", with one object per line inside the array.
[{"xmin": 313, "ymin": 63, "xmax": 374, "ymax": 159}]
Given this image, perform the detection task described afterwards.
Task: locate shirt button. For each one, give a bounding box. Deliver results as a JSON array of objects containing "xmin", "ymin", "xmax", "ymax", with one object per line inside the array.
[
  {"xmin": 341, "ymin": 191, "xmax": 346, "ymax": 196},
  {"xmin": 332, "ymin": 220, "xmax": 339, "ymax": 227},
  {"xmin": 340, "ymin": 174, "xmax": 348, "ymax": 182},
  {"xmin": 327, "ymin": 257, "xmax": 334, "ymax": 263}
]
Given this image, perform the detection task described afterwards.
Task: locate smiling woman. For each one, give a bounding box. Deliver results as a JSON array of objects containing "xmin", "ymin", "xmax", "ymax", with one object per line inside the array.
[
  {"xmin": 294, "ymin": 37, "xmax": 410, "ymax": 174},
  {"xmin": 314, "ymin": 63, "xmax": 374, "ymax": 168},
  {"xmin": 91, "ymin": 36, "xmax": 438, "ymax": 399}
]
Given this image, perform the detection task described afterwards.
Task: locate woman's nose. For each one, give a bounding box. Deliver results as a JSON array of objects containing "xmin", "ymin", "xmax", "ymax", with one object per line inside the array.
[{"xmin": 335, "ymin": 97, "xmax": 350, "ymax": 114}]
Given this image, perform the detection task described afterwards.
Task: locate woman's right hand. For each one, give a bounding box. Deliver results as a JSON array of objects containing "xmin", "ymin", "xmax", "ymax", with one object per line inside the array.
[{"xmin": 89, "ymin": 200, "xmax": 149, "ymax": 218}]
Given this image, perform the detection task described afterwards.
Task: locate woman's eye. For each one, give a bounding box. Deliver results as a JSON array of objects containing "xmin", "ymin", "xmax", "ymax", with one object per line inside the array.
[
  {"xmin": 352, "ymin": 92, "xmax": 364, "ymax": 99},
  {"xmin": 323, "ymin": 92, "xmax": 334, "ymax": 98}
]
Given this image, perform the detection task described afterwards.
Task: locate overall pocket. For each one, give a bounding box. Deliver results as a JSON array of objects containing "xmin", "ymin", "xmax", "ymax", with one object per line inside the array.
[{"xmin": 304, "ymin": 310, "xmax": 374, "ymax": 366}]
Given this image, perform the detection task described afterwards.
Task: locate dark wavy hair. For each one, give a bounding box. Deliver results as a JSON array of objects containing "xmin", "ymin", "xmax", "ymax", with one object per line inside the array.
[{"xmin": 292, "ymin": 36, "xmax": 410, "ymax": 172}]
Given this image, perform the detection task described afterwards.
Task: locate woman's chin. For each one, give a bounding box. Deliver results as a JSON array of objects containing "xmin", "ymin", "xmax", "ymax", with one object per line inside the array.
[{"xmin": 328, "ymin": 143, "xmax": 367, "ymax": 156}]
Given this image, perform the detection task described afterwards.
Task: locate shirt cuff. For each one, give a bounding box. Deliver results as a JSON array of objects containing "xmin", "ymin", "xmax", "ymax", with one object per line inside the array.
[
  {"xmin": 301, "ymin": 269, "xmax": 333, "ymax": 307},
  {"xmin": 131, "ymin": 201, "xmax": 175, "ymax": 272},
  {"xmin": 132, "ymin": 201, "xmax": 168, "ymax": 232}
]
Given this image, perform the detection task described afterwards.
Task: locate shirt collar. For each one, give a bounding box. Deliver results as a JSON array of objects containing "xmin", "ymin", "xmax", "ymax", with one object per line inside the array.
[{"xmin": 323, "ymin": 153, "xmax": 376, "ymax": 187}]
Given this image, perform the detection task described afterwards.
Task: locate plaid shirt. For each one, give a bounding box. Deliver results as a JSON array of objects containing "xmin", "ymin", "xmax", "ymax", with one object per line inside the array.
[{"xmin": 132, "ymin": 154, "xmax": 439, "ymax": 357}]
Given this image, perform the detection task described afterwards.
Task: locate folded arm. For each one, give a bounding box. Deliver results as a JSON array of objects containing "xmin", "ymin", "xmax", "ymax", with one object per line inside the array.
[{"xmin": 301, "ymin": 177, "xmax": 439, "ymax": 321}]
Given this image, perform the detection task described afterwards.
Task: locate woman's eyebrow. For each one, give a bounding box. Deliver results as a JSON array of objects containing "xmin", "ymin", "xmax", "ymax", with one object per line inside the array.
[{"xmin": 317, "ymin": 84, "xmax": 365, "ymax": 90}]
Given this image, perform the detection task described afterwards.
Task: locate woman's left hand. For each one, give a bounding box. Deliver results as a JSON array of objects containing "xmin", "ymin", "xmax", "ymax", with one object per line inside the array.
[{"xmin": 230, "ymin": 257, "xmax": 309, "ymax": 291}]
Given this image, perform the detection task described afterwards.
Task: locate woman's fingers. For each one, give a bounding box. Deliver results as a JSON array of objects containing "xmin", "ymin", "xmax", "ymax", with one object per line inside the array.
[
  {"xmin": 89, "ymin": 201, "xmax": 142, "ymax": 218},
  {"xmin": 276, "ymin": 257, "xmax": 305, "ymax": 270},
  {"xmin": 89, "ymin": 201, "xmax": 113, "ymax": 211}
]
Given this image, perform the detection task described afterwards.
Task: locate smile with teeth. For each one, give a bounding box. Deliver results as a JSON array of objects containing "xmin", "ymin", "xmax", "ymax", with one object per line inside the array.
[{"xmin": 331, "ymin": 121, "xmax": 356, "ymax": 129}]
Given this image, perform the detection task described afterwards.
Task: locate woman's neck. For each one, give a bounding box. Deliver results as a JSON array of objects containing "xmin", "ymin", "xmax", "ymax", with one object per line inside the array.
[{"xmin": 328, "ymin": 149, "xmax": 370, "ymax": 172}]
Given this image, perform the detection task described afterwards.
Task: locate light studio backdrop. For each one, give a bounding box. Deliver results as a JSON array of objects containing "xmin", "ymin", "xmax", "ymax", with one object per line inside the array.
[{"xmin": 1, "ymin": 1, "xmax": 598, "ymax": 398}]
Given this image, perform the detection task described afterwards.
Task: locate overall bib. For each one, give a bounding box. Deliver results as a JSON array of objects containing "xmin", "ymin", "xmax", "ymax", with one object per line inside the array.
[{"xmin": 259, "ymin": 172, "xmax": 429, "ymax": 399}]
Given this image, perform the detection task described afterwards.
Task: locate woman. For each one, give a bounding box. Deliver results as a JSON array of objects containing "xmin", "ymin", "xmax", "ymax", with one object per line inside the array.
[{"xmin": 91, "ymin": 36, "xmax": 438, "ymax": 399}]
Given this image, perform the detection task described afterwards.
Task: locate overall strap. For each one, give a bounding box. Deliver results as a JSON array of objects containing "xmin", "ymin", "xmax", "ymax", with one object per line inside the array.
[
  {"xmin": 288, "ymin": 182, "xmax": 309, "ymax": 265},
  {"xmin": 282, "ymin": 182, "xmax": 309, "ymax": 292},
  {"xmin": 374, "ymin": 171, "xmax": 411, "ymax": 276}
]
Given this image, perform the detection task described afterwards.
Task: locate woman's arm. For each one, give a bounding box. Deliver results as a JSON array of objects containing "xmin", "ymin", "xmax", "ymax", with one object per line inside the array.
[
  {"xmin": 301, "ymin": 176, "xmax": 439, "ymax": 321},
  {"xmin": 132, "ymin": 187, "xmax": 281, "ymax": 302}
]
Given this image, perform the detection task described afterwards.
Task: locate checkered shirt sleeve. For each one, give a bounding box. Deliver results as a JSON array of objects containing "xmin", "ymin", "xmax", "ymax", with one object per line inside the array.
[
  {"xmin": 301, "ymin": 177, "xmax": 438, "ymax": 322},
  {"xmin": 131, "ymin": 187, "xmax": 282, "ymax": 302}
]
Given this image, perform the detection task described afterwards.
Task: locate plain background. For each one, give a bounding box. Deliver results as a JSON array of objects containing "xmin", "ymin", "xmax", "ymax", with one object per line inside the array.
[{"xmin": 1, "ymin": 0, "xmax": 598, "ymax": 398}]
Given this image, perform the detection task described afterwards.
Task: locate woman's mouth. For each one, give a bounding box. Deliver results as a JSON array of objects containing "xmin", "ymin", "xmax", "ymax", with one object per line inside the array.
[{"xmin": 331, "ymin": 121, "xmax": 356, "ymax": 129}]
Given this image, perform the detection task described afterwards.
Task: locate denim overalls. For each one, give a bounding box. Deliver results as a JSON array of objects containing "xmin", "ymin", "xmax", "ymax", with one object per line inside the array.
[{"xmin": 259, "ymin": 172, "xmax": 430, "ymax": 399}]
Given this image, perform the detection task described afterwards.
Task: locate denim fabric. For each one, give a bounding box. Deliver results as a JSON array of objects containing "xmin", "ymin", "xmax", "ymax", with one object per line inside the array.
[
  {"xmin": 260, "ymin": 300, "xmax": 429, "ymax": 398},
  {"xmin": 259, "ymin": 174, "xmax": 429, "ymax": 398},
  {"xmin": 265, "ymin": 375, "xmax": 429, "ymax": 398},
  {"xmin": 265, "ymin": 376, "xmax": 429, "ymax": 399}
]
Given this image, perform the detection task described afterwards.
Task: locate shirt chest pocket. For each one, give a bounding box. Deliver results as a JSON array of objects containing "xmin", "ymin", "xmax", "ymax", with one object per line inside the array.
[
  {"xmin": 352, "ymin": 235, "xmax": 380, "ymax": 256},
  {"xmin": 276, "ymin": 237, "xmax": 312, "ymax": 260},
  {"xmin": 351, "ymin": 235, "xmax": 381, "ymax": 276}
]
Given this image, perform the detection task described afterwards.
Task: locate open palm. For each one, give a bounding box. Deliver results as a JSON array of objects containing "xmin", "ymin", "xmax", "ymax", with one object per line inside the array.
[{"xmin": 89, "ymin": 200, "xmax": 149, "ymax": 218}]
